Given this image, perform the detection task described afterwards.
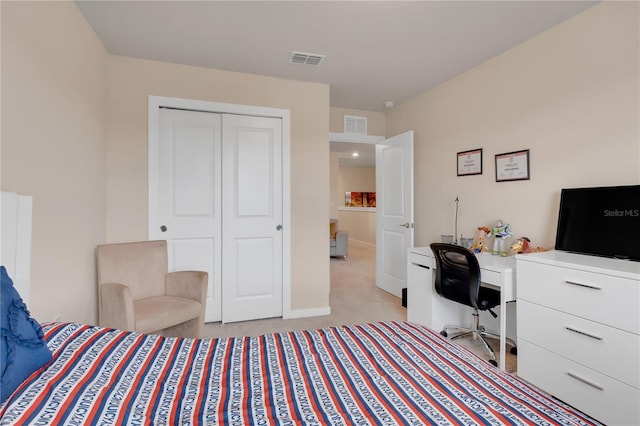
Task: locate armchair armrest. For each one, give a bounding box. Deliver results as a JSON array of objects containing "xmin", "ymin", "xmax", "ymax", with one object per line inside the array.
[
  {"xmin": 99, "ymin": 283, "xmax": 135, "ymax": 331},
  {"xmin": 335, "ymin": 229, "xmax": 349, "ymax": 245},
  {"xmin": 165, "ymin": 271, "xmax": 208, "ymax": 304}
]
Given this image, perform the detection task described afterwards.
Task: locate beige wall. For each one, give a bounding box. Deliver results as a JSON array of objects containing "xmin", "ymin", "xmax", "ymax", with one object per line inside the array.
[
  {"xmin": 386, "ymin": 2, "xmax": 640, "ymax": 248},
  {"xmin": 337, "ymin": 211, "xmax": 376, "ymax": 246},
  {"xmin": 339, "ymin": 167, "xmax": 376, "ymax": 194},
  {"xmin": 107, "ymin": 56, "xmax": 330, "ymax": 313},
  {"xmin": 1, "ymin": 2, "xmax": 108, "ymax": 323},
  {"xmin": 330, "ymin": 107, "xmax": 386, "ymax": 136}
]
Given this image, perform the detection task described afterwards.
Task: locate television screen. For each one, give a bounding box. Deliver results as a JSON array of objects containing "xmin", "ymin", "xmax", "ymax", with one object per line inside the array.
[{"xmin": 555, "ymin": 185, "xmax": 640, "ymax": 261}]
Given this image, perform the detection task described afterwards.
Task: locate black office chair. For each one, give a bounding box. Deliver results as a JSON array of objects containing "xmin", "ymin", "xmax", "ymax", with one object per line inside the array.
[{"xmin": 430, "ymin": 243, "xmax": 516, "ymax": 366}]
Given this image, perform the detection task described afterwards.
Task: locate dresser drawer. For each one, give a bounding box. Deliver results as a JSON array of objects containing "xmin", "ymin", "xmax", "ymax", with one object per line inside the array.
[
  {"xmin": 408, "ymin": 251, "xmax": 433, "ymax": 268},
  {"xmin": 518, "ymin": 340, "xmax": 640, "ymax": 426},
  {"xmin": 517, "ymin": 260, "xmax": 640, "ymax": 334},
  {"xmin": 518, "ymin": 300, "xmax": 640, "ymax": 388}
]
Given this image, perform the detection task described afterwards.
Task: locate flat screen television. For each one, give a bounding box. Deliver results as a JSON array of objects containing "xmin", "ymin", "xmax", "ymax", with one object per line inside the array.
[{"xmin": 555, "ymin": 185, "xmax": 640, "ymax": 261}]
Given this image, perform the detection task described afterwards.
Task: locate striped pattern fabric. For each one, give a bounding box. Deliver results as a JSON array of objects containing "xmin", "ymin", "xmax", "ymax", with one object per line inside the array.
[{"xmin": 0, "ymin": 321, "xmax": 599, "ymax": 425}]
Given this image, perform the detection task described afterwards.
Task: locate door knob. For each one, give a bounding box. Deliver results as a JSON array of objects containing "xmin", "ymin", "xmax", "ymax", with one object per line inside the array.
[
  {"xmin": 276, "ymin": 224, "xmax": 283, "ymax": 231},
  {"xmin": 160, "ymin": 225, "xmax": 167, "ymax": 232},
  {"xmin": 399, "ymin": 223, "xmax": 410, "ymax": 228}
]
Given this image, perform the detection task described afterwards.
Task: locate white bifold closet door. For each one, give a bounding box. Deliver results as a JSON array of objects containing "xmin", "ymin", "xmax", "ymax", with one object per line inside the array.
[{"xmin": 151, "ymin": 108, "xmax": 283, "ymax": 323}]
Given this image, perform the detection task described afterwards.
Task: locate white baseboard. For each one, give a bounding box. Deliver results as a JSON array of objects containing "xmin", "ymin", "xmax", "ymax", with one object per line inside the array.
[{"xmin": 284, "ymin": 306, "xmax": 331, "ymax": 319}]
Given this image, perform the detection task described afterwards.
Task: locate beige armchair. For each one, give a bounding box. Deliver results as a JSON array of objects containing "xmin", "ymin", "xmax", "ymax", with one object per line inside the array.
[
  {"xmin": 330, "ymin": 218, "xmax": 349, "ymax": 258},
  {"xmin": 96, "ymin": 240, "xmax": 207, "ymax": 338}
]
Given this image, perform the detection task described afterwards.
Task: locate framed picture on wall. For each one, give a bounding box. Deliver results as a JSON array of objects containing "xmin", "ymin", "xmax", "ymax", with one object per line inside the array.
[
  {"xmin": 457, "ymin": 148, "xmax": 483, "ymax": 176},
  {"xmin": 495, "ymin": 149, "xmax": 530, "ymax": 182}
]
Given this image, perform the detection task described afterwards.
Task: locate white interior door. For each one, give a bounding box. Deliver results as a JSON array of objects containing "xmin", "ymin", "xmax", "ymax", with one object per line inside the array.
[
  {"xmin": 222, "ymin": 114, "xmax": 283, "ymax": 323},
  {"xmin": 375, "ymin": 131, "xmax": 414, "ymax": 297},
  {"xmin": 150, "ymin": 108, "xmax": 223, "ymax": 322}
]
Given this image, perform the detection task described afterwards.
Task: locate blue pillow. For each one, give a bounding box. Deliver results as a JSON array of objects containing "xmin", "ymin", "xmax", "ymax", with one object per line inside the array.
[{"xmin": 0, "ymin": 266, "xmax": 52, "ymax": 403}]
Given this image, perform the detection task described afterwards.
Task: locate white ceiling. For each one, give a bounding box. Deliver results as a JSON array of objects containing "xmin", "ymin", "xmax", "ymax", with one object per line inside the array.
[
  {"xmin": 75, "ymin": 0, "xmax": 596, "ymax": 167},
  {"xmin": 330, "ymin": 141, "xmax": 376, "ymax": 168},
  {"xmin": 76, "ymin": 0, "xmax": 596, "ymax": 113}
]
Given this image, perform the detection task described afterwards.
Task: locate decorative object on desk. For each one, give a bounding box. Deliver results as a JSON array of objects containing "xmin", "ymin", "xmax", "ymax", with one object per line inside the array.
[
  {"xmin": 457, "ymin": 148, "xmax": 483, "ymax": 176},
  {"xmin": 472, "ymin": 226, "xmax": 491, "ymax": 253},
  {"xmin": 491, "ymin": 219, "xmax": 512, "ymax": 256},
  {"xmin": 510, "ymin": 237, "xmax": 550, "ymax": 254},
  {"xmin": 495, "ymin": 149, "xmax": 530, "ymax": 182},
  {"xmin": 460, "ymin": 237, "xmax": 474, "ymax": 250},
  {"xmin": 441, "ymin": 234, "xmax": 454, "ymax": 244}
]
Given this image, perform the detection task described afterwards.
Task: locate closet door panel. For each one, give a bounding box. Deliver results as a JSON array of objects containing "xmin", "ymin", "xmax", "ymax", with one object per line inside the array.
[
  {"xmin": 152, "ymin": 108, "xmax": 222, "ymax": 322},
  {"xmin": 222, "ymin": 114, "xmax": 283, "ymax": 323}
]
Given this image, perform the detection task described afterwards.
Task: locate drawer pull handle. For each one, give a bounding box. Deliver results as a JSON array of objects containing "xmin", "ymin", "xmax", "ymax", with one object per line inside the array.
[
  {"xmin": 564, "ymin": 280, "xmax": 602, "ymax": 290},
  {"xmin": 565, "ymin": 326, "xmax": 603, "ymax": 341},
  {"xmin": 412, "ymin": 264, "xmax": 430, "ymax": 270},
  {"xmin": 566, "ymin": 372, "xmax": 604, "ymax": 391}
]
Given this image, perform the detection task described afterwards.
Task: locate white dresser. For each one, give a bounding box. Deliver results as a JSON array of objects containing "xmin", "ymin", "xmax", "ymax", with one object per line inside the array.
[{"xmin": 516, "ymin": 250, "xmax": 640, "ymax": 425}]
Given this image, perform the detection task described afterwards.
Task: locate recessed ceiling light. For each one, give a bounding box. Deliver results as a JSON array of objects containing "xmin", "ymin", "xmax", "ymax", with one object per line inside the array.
[
  {"xmin": 384, "ymin": 101, "xmax": 395, "ymax": 108},
  {"xmin": 352, "ymin": 152, "xmax": 359, "ymax": 157}
]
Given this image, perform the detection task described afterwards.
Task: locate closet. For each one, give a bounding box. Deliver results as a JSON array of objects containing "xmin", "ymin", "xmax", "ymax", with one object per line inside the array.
[{"xmin": 148, "ymin": 100, "xmax": 286, "ymax": 323}]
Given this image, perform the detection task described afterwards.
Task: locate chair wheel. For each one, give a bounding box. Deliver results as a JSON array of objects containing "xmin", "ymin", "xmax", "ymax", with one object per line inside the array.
[
  {"xmin": 510, "ymin": 346, "xmax": 518, "ymax": 355},
  {"xmin": 489, "ymin": 359, "xmax": 498, "ymax": 367},
  {"xmin": 440, "ymin": 330, "xmax": 448, "ymax": 337}
]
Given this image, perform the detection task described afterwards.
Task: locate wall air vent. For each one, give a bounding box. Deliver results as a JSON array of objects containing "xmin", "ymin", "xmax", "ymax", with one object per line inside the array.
[
  {"xmin": 344, "ymin": 115, "xmax": 367, "ymax": 135},
  {"xmin": 289, "ymin": 51, "xmax": 326, "ymax": 66}
]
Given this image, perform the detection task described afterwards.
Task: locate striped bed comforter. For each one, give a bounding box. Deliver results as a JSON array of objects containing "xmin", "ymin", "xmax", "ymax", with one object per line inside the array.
[{"xmin": 0, "ymin": 321, "xmax": 599, "ymax": 425}]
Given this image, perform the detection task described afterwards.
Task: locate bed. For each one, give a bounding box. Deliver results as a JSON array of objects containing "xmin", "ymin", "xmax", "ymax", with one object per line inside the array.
[{"xmin": 0, "ymin": 321, "xmax": 600, "ymax": 425}]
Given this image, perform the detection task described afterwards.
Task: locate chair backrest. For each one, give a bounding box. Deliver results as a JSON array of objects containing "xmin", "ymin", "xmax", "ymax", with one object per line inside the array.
[
  {"xmin": 430, "ymin": 243, "xmax": 481, "ymax": 310},
  {"xmin": 96, "ymin": 240, "xmax": 168, "ymax": 300}
]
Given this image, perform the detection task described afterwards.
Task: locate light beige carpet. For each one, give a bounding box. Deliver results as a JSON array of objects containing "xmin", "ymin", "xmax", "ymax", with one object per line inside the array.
[{"xmin": 202, "ymin": 239, "xmax": 516, "ymax": 372}]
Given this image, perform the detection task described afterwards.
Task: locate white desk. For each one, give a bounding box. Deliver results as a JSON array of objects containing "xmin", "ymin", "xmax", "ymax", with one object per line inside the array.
[{"xmin": 407, "ymin": 246, "xmax": 516, "ymax": 370}]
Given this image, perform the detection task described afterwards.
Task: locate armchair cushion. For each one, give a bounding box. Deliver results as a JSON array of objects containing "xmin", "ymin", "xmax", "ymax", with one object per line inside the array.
[{"xmin": 134, "ymin": 296, "xmax": 202, "ymax": 334}]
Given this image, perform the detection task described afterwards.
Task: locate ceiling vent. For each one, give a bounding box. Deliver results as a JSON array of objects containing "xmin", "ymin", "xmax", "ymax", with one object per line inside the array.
[
  {"xmin": 344, "ymin": 115, "xmax": 367, "ymax": 135},
  {"xmin": 289, "ymin": 51, "xmax": 326, "ymax": 66}
]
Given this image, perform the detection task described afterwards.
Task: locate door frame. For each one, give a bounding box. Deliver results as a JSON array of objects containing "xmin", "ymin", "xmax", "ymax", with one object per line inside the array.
[
  {"xmin": 329, "ymin": 131, "xmax": 414, "ymax": 296},
  {"xmin": 148, "ymin": 95, "xmax": 292, "ymax": 319}
]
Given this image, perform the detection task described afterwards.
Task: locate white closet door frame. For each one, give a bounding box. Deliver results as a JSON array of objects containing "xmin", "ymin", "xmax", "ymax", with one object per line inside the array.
[{"xmin": 148, "ymin": 95, "xmax": 292, "ymax": 319}]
